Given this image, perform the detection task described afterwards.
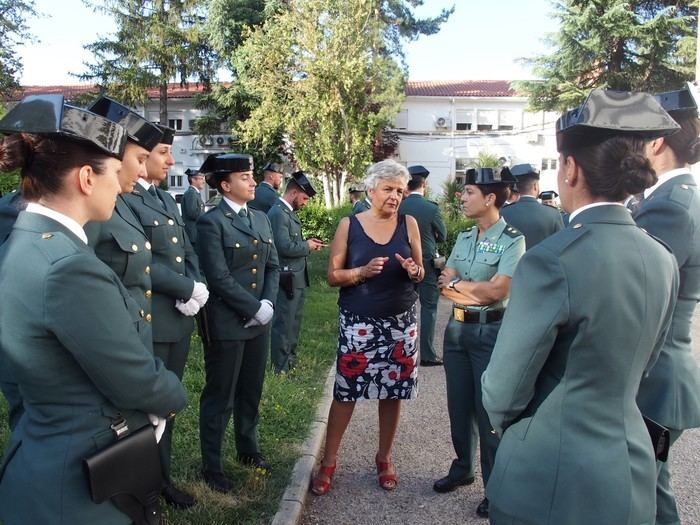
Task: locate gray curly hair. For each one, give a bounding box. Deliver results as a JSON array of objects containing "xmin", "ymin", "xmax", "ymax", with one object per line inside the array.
[{"xmin": 363, "ymin": 159, "xmax": 410, "ymax": 191}]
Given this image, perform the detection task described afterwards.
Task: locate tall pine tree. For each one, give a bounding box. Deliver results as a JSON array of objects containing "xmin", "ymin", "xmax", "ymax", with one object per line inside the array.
[
  {"xmin": 78, "ymin": 0, "xmax": 217, "ymax": 124},
  {"xmin": 0, "ymin": 0, "xmax": 37, "ymax": 98},
  {"xmin": 518, "ymin": 0, "xmax": 697, "ymax": 111}
]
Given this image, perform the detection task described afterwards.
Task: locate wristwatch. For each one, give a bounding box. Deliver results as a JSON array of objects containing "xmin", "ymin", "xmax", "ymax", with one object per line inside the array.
[{"xmin": 447, "ymin": 277, "xmax": 462, "ymax": 290}]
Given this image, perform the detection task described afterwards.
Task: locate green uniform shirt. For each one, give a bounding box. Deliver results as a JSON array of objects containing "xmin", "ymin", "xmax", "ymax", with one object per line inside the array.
[{"xmin": 446, "ymin": 218, "xmax": 524, "ymax": 311}]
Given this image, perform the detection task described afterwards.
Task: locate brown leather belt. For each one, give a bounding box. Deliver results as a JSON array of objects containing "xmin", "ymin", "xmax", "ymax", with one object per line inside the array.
[{"xmin": 453, "ymin": 306, "xmax": 504, "ymax": 324}]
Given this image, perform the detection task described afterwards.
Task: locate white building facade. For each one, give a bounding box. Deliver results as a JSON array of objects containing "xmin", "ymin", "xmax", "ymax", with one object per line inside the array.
[{"xmin": 394, "ymin": 81, "xmax": 561, "ymax": 195}]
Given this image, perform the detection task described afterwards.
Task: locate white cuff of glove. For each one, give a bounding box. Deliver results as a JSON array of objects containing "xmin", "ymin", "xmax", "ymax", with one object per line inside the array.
[
  {"xmin": 147, "ymin": 414, "xmax": 167, "ymax": 443},
  {"xmin": 255, "ymin": 299, "xmax": 274, "ymax": 325},
  {"xmin": 190, "ymin": 281, "xmax": 209, "ymax": 307},
  {"xmin": 175, "ymin": 298, "xmax": 200, "ymax": 317}
]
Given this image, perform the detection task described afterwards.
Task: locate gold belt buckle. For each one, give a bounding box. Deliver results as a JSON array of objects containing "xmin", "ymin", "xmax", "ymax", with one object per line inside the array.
[{"xmin": 453, "ymin": 307, "xmax": 464, "ymax": 322}]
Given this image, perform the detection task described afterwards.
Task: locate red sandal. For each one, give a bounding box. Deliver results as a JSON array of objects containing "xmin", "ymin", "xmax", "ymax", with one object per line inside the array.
[
  {"xmin": 310, "ymin": 462, "xmax": 336, "ymax": 495},
  {"xmin": 375, "ymin": 455, "xmax": 397, "ymax": 491}
]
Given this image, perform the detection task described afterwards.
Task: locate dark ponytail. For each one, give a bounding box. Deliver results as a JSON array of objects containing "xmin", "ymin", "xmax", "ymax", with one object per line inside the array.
[
  {"xmin": 562, "ymin": 136, "xmax": 657, "ymax": 201},
  {"xmin": 0, "ymin": 133, "xmax": 110, "ymax": 201}
]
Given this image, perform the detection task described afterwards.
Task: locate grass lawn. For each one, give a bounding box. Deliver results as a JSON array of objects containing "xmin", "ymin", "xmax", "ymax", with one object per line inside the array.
[{"xmin": 0, "ymin": 249, "xmax": 338, "ymax": 524}]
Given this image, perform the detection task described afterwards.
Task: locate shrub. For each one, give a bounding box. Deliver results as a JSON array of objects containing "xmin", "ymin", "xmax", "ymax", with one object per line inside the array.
[{"xmin": 298, "ymin": 199, "xmax": 350, "ymax": 243}]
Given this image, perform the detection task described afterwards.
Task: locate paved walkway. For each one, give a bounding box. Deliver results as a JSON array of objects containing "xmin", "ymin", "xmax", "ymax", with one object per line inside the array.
[{"xmin": 302, "ymin": 298, "xmax": 700, "ymax": 525}]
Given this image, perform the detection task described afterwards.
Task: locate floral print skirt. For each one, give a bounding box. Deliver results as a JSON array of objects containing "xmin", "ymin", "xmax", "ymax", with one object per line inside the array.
[{"xmin": 334, "ymin": 303, "xmax": 418, "ymax": 401}]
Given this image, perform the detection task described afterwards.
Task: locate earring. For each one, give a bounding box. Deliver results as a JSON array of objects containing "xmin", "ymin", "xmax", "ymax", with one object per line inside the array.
[{"xmin": 565, "ymin": 178, "xmax": 569, "ymax": 183}]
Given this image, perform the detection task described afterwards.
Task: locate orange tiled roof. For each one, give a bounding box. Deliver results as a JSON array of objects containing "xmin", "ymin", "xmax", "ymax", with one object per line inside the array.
[
  {"xmin": 406, "ymin": 80, "xmax": 517, "ymax": 97},
  {"xmin": 7, "ymin": 80, "xmax": 520, "ymax": 102},
  {"xmin": 6, "ymin": 82, "xmax": 213, "ymax": 102}
]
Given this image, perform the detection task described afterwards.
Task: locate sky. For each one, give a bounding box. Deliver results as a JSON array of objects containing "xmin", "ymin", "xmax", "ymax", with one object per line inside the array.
[{"xmin": 18, "ymin": 0, "xmax": 560, "ymax": 86}]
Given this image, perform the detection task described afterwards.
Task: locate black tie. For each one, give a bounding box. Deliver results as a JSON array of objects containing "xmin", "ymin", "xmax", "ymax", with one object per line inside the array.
[
  {"xmin": 148, "ymin": 185, "xmax": 166, "ymax": 209},
  {"xmin": 239, "ymin": 207, "xmax": 251, "ymax": 227}
]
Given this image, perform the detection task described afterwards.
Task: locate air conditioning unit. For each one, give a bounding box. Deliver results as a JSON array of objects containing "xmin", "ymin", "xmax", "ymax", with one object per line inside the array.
[
  {"xmin": 434, "ymin": 116, "xmax": 451, "ymax": 129},
  {"xmin": 199, "ymin": 135, "xmax": 214, "ymax": 147},
  {"xmin": 216, "ymin": 136, "xmax": 226, "ymax": 146}
]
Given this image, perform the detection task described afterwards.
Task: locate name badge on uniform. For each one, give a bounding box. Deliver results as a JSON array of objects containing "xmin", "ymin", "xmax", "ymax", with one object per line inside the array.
[{"xmin": 477, "ymin": 241, "xmax": 504, "ymax": 255}]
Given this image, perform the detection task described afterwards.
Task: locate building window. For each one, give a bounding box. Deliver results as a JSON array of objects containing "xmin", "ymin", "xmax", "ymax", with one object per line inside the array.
[
  {"xmin": 541, "ymin": 158, "xmax": 558, "ymax": 170},
  {"xmin": 498, "ymin": 110, "xmax": 519, "ymax": 131},
  {"xmin": 456, "ymin": 158, "xmax": 478, "ymax": 172},
  {"xmin": 170, "ymin": 175, "xmax": 183, "ymax": 187},
  {"xmin": 477, "ymin": 110, "xmax": 497, "ymax": 132},
  {"xmin": 456, "ymin": 109, "xmax": 473, "ymax": 131},
  {"xmin": 168, "ymin": 119, "xmax": 183, "ymax": 131},
  {"xmin": 393, "ymin": 109, "xmax": 408, "ymax": 129},
  {"xmin": 455, "ymin": 175, "xmax": 465, "ymax": 185}
]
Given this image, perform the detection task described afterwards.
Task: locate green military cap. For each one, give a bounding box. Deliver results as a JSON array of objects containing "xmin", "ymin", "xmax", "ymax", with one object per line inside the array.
[
  {"xmin": 538, "ymin": 190, "xmax": 559, "ymax": 200},
  {"xmin": 408, "ymin": 165, "xmax": 430, "ymax": 179},
  {"xmin": 88, "ymin": 95, "xmax": 163, "ymax": 151},
  {"xmin": 556, "ymin": 89, "xmax": 679, "ymax": 151},
  {"xmin": 655, "ymin": 82, "xmax": 700, "ymax": 118},
  {"xmin": 290, "ymin": 170, "xmax": 317, "ymax": 197},
  {"xmin": 348, "ymin": 185, "xmax": 364, "ymax": 194},
  {"xmin": 263, "ymin": 162, "xmax": 284, "ymax": 174},
  {"xmin": 200, "ymin": 153, "xmax": 254, "ymax": 188},
  {"xmin": 0, "ymin": 94, "xmax": 127, "ymax": 159},
  {"xmin": 510, "ymin": 163, "xmax": 540, "ymax": 179},
  {"xmin": 156, "ymin": 124, "xmax": 175, "ymax": 145},
  {"xmin": 466, "ymin": 166, "xmax": 516, "ymax": 185}
]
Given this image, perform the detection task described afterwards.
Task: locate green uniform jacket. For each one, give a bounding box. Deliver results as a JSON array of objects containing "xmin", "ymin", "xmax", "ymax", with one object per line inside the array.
[
  {"xmin": 196, "ymin": 200, "xmax": 279, "ymax": 341},
  {"xmin": 351, "ymin": 199, "xmax": 371, "ymax": 215},
  {"xmin": 635, "ymin": 173, "xmax": 700, "ymax": 430},
  {"xmin": 249, "ymin": 182, "xmax": 278, "ymax": 213},
  {"xmin": 85, "ymin": 195, "xmax": 153, "ymax": 349},
  {"xmin": 399, "ymin": 193, "xmax": 447, "ymax": 260},
  {"xmin": 123, "ymin": 186, "xmax": 201, "ymax": 343},
  {"xmin": 0, "ymin": 188, "xmax": 25, "ymax": 430},
  {"xmin": 0, "ymin": 212, "xmax": 187, "ymax": 525},
  {"xmin": 268, "ymin": 200, "xmax": 310, "ymax": 288},
  {"xmin": 500, "ymin": 195, "xmax": 564, "ymax": 250},
  {"xmin": 181, "ymin": 186, "xmax": 204, "ymax": 245},
  {"xmin": 482, "ymin": 205, "xmax": 679, "ymax": 525}
]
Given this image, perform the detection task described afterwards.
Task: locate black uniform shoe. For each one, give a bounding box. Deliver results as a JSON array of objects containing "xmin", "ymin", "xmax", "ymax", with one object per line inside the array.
[
  {"xmin": 238, "ymin": 453, "xmax": 272, "ymax": 473},
  {"xmin": 420, "ymin": 359, "xmax": 443, "ymax": 367},
  {"xmin": 476, "ymin": 497, "xmax": 489, "ymax": 518},
  {"xmin": 202, "ymin": 470, "xmax": 234, "ymax": 494},
  {"xmin": 432, "ymin": 474, "xmax": 475, "ymax": 493},
  {"xmin": 162, "ymin": 484, "xmax": 195, "ymax": 509}
]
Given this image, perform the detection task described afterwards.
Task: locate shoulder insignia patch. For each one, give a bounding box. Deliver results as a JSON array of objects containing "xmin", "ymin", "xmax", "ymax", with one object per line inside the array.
[{"xmin": 502, "ymin": 225, "xmax": 523, "ymax": 238}]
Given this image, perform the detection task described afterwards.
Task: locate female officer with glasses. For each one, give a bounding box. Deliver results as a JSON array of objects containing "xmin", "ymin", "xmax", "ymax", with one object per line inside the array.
[
  {"xmin": 0, "ymin": 95, "xmax": 186, "ymax": 525},
  {"xmin": 433, "ymin": 167, "xmax": 525, "ymax": 519}
]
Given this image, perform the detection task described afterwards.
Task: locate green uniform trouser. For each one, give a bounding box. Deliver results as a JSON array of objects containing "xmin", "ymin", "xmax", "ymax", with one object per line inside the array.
[
  {"xmin": 656, "ymin": 429, "xmax": 683, "ymax": 525},
  {"xmin": 417, "ymin": 263, "xmax": 440, "ymax": 362},
  {"xmin": 199, "ymin": 333, "xmax": 268, "ymax": 474},
  {"xmin": 270, "ymin": 286, "xmax": 306, "ymax": 374},
  {"xmin": 443, "ymin": 317, "xmax": 501, "ymax": 484},
  {"xmin": 154, "ymin": 335, "xmax": 192, "ymax": 482}
]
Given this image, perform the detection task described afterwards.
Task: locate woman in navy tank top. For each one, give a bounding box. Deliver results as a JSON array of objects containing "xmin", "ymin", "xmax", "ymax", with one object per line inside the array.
[{"xmin": 310, "ymin": 159, "xmax": 424, "ymax": 496}]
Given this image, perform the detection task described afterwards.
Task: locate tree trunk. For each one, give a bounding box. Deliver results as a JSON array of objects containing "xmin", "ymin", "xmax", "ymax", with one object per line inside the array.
[
  {"xmin": 322, "ymin": 174, "xmax": 333, "ymax": 209},
  {"xmin": 159, "ymin": 81, "xmax": 168, "ymax": 127}
]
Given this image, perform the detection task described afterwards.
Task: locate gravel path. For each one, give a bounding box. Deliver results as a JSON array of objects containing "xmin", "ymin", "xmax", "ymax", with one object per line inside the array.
[{"xmin": 302, "ymin": 298, "xmax": 700, "ymax": 525}]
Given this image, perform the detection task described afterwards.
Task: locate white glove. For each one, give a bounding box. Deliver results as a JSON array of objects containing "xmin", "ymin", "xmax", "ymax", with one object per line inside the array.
[
  {"xmin": 190, "ymin": 281, "xmax": 209, "ymax": 307},
  {"xmin": 255, "ymin": 299, "xmax": 274, "ymax": 325},
  {"xmin": 148, "ymin": 414, "xmax": 167, "ymax": 443},
  {"xmin": 175, "ymin": 298, "xmax": 200, "ymax": 317},
  {"xmin": 244, "ymin": 317, "xmax": 262, "ymax": 328}
]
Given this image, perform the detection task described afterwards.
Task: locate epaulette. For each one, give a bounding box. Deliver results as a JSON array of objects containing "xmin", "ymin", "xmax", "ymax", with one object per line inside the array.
[
  {"xmin": 638, "ymin": 226, "xmax": 673, "ymax": 254},
  {"xmin": 669, "ymin": 182, "xmax": 695, "ymax": 208},
  {"xmin": 502, "ymin": 225, "xmax": 523, "ymax": 238}
]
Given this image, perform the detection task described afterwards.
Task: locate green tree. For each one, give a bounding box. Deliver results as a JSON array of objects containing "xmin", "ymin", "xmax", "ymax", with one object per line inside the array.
[
  {"xmin": 471, "ymin": 151, "xmax": 502, "ymax": 169},
  {"xmin": 232, "ymin": 0, "xmax": 407, "ymax": 207},
  {"xmin": 0, "ymin": 0, "xmax": 37, "ymax": 97},
  {"xmin": 518, "ymin": 0, "xmax": 698, "ymax": 111},
  {"xmin": 79, "ymin": 0, "xmax": 217, "ymax": 124}
]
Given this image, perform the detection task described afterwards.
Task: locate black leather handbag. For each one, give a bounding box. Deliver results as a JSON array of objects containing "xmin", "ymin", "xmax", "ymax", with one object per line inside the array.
[
  {"xmin": 643, "ymin": 415, "xmax": 670, "ymax": 462},
  {"xmin": 84, "ymin": 419, "xmax": 163, "ymax": 525}
]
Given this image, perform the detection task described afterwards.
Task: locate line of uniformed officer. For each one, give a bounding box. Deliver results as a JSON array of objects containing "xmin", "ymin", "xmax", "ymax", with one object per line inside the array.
[
  {"xmin": 398, "ymin": 165, "xmax": 447, "ymax": 366},
  {"xmin": 181, "ymin": 168, "xmax": 206, "ymax": 247},
  {"xmin": 500, "ymin": 163, "xmax": 564, "ymax": 250},
  {"xmin": 196, "ymin": 153, "xmax": 280, "ymax": 493},
  {"xmin": 122, "ymin": 126, "xmax": 208, "ymax": 509},
  {"xmin": 268, "ymin": 171, "xmax": 324, "ymax": 374}
]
